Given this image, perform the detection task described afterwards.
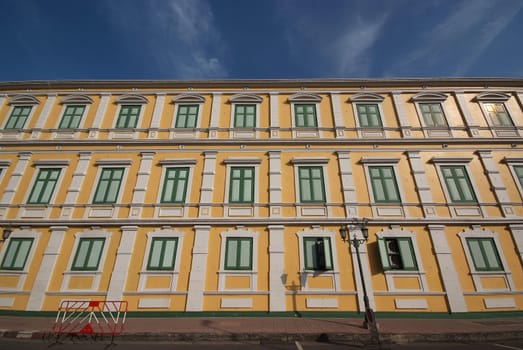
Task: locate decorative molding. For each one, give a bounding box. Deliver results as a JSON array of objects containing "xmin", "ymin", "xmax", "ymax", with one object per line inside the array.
[
  {"xmin": 172, "ymin": 93, "xmax": 205, "ymax": 103},
  {"xmin": 8, "ymin": 94, "xmax": 39, "ymax": 105},
  {"xmin": 349, "ymin": 92, "xmax": 385, "ymax": 102},
  {"xmin": 410, "ymin": 92, "xmax": 447, "ymax": 102},
  {"xmin": 228, "ymin": 93, "xmax": 262, "ymax": 103},
  {"xmin": 60, "ymin": 95, "xmax": 94, "ymax": 104},
  {"xmin": 288, "ymin": 92, "xmax": 322, "ymax": 102},
  {"xmin": 115, "ymin": 94, "xmax": 148, "ymax": 104},
  {"xmin": 474, "ymin": 92, "xmax": 510, "ymax": 102}
]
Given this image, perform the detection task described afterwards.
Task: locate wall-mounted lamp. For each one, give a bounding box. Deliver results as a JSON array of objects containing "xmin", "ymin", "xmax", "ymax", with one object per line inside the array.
[{"xmin": 2, "ymin": 226, "xmax": 12, "ymax": 241}]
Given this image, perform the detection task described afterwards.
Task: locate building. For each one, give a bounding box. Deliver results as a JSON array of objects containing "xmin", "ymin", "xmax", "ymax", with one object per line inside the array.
[{"xmin": 0, "ymin": 78, "xmax": 522, "ymax": 314}]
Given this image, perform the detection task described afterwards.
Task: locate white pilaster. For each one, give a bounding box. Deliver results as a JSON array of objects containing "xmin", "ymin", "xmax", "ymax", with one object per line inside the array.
[
  {"xmin": 198, "ymin": 151, "xmax": 217, "ymax": 218},
  {"xmin": 516, "ymin": 92, "xmax": 523, "ymax": 110},
  {"xmin": 337, "ymin": 152, "xmax": 357, "ymax": 217},
  {"xmin": 88, "ymin": 92, "xmax": 110, "ymax": 139},
  {"xmin": 406, "ymin": 151, "xmax": 437, "ymax": 217},
  {"xmin": 268, "ymin": 151, "xmax": 282, "ymax": 218},
  {"xmin": 268, "ymin": 225, "xmax": 286, "ymax": 311},
  {"xmin": 106, "ymin": 226, "xmax": 138, "ymax": 301},
  {"xmin": 330, "ymin": 92, "xmax": 345, "ymax": 138},
  {"xmin": 26, "ymin": 226, "xmax": 67, "ymax": 310},
  {"xmin": 31, "ymin": 93, "xmax": 56, "ymax": 138},
  {"xmin": 186, "ymin": 225, "xmax": 210, "ymax": 311},
  {"xmin": 350, "ymin": 230, "xmax": 376, "ymax": 311},
  {"xmin": 60, "ymin": 152, "xmax": 92, "ymax": 218},
  {"xmin": 427, "ymin": 224, "xmax": 467, "ymax": 312},
  {"xmin": 0, "ymin": 152, "xmax": 31, "ymax": 219},
  {"xmin": 270, "ymin": 92, "xmax": 279, "ymax": 138},
  {"xmin": 391, "ymin": 91, "xmax": 411, "ymax": 138},
  {"xmin": 476, "ymin": 150, "xmax": 514, "ymax": 217},
  {"xmin": 509, "ymin": 224, "xmax": 523, "ymax": 264},
  {"xmin": 208, "ymin": 93, "xmax": 221, "ymax": 138},
  {"xmin": 454, "ymin": 91, "xmax": 479, "ymax": 137},
  {"xmin": 148, "ymin": 93, "xmax": 165, "ymax": 138},
  {"xmin": 129, "ymin": 152, "xmax": 155, "ymax": 218}
]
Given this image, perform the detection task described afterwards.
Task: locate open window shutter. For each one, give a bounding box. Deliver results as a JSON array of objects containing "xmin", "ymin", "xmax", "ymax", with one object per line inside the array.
[
  {"xmin": 377, "ymin": 237, "xmax": 391, "ymax": 270},
  {"xmin": 398, "ymin": 238, "xmax": 417, "ymax": 270}
]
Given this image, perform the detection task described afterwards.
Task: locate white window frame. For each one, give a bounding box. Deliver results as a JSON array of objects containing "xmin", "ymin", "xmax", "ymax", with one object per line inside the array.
[
  {"xmin": 217, "ymin": 227, "xmax": 259, "ymax": 292},
  {"xmin": 223, "ymin": 157, "xmax": 261, "ymax": 218},
  {"xmin": 431, "ymin": 157, "xmax": 485, "ymax": 218},
  {"xmin": 0, "ymin": 160, "xmax": 10, "ymax": 185},
  {"xmin": 228, "ymin": 93, "xmax": 262, "ymax": 139},
  {"xmin": 475, "ymin": 92, "xmax": 519, "ymax": 137},
  {"xmin": 53, "ymin": 95, "xmax": 93, "ymax": 139},
  {"xmin": 288, "ymin": 92, "xmax": 323, "ymax": 138},
  {"xmin": 296, "ymin": 226, "xmax": 340, "ymax": 292},
  {"xmin": 458, "ymin": 226, "xmax": 514, "ymax": 292},
  {"xmin": 1, "ymin": 95, "xmax": 39, "ymax": 140},
  {"xmin": 110, "ymin": 94, "xmax": 148, "ymax": 139},
  {"xmin": 504, "ymin": 157, "xmax": 523, "ymax": 200},
  {"xmin": 291, "ymin": 157, "xmax": 330, "ymax": 217},
  {"xmin": 0, "ymin": 228, "xmax": 40, "ymax": 291},
  {"xmin": 360, "ymin": 157, "xmax": 406, "ymax": 218},
  {"xmin": 154, "ymin": 158, "xmax": 196, "ymax": 218},
  {"xmin": 411, "ymin": 92, "xmax": 453, "ymax": 138},
  {"xmin": 170, "ymin": 94, "xmax": 205, "ymax": 139},
  {"xmin": 61, "ymin": 228, "xmax": 111, "ymax": 292},
  {"xmin": 138, "ymin": 227, "xmax": 184, "ymax": 292},
  {"xmin": 349, "ymin": 92, "xmax": 387, "ymax": 138},
  {"xmin": 376, "ymin": 226, "xmax": 428, "ymax": 292}
]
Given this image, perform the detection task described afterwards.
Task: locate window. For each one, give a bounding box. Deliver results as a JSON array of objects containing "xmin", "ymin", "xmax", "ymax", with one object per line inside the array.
[
  {"xmin": 175, "ymin": 105, "xmax": 199, "ymax": 128},
  {"xmin": 224, "ymin": 237, "xmax": 252, "ymax": 270},
  {"xmin": 419, "ymin": 103, "xmax": 447, "ymax": 127},
  {"xmin": 369, "ymin": 166, "xmax": 401, "ymax": 203},
  {"xmin": 229, "ymin": 167, "xmax": 254, "ymax": 203},
  {"xmin": 294, "ymin": 104, "xmax": 317, "ymax": 127},
  {"xmin": 483, "ymin": 103, "xmax": 513, "ymax": 127},
  {"xmin": 441, "ymin": 165, "xmax": 477, "ymax": 203},
  {"xmin": 27, "ymin": 168, "xmax": 61, "ymax": 204},
  {"xmin": 514, "ymin": 165, "xmax": 523, "ymax": 188},
  {"xmin": 0, "ymin": 238, "xmax": 33, "ymax": 270},
  {"xmin": 378, "ymin": 237, "xmax": 417, "ymax": 271},
  {"xmin": 161, "ymin": 167, "xmax": 189, "ymax": 203},
  {"xmin": 234, "ymin": 104, "xmax": 256, "ymax": 128},
  {"xmin": 115, "ymin": 105, "xmax": 141, "ymax": 128},
  {"xmin": 298, "ymin": 166, "xmax": 326, "ymax": 203},
  {"xmin": 5, "ymin": 106, "xmax": 32, "ymax": 129},
  {"xmin": 357, "ymin": 104, "xmax": 382, "ymax": 127},
  {"xmin": 303, "ymin": 237, "xmax": 333, "ymax": 270},
  {"xmin": 147, "ymin": 237, "xmax": 178, "ymax": 270},
  {"xmin": 59, "ymin": 105, "xmax": 86, "ymax": 129},
  {"xmin": 71, "ymin": 238, "xmax": 105, "ymax": 271},
  {"xmin": 466, "ymin": 237, "xmax": 503, "ymax": 271},
  {"xmin": 92, "ymin": 167, "xmax": 124, "ymax": 204}
]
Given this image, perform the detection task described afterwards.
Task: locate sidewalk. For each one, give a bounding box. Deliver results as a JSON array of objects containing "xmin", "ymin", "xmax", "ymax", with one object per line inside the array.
[{"xmin": 1, "ymin": 315, "xmax": 522, "ymax": 344}]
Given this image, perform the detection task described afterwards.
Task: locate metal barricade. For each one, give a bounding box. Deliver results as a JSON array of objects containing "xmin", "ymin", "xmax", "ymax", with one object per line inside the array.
[{"xmin": 52, "ymin": 300, "xmax": 127, "ymax": 344}]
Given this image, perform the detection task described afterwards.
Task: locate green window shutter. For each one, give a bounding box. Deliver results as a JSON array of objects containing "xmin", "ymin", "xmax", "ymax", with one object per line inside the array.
[
  {"xmin": 420, "ymin": 103, "xmax": 446, "ymax": 127},
  {"xmin": 441, "ymin": 166, "xmax": 477, "ymax": 203},
  {"xmin": 71, "ymin": 238, "xmax": 105, "ymax": 271},
  {"xmin": 357, "ymin": 104, "xmax": 382, "ymax": 127},
  {"xmin": 234, "ymin": 104, "xmax": 256, "ymax": 128},
  {"xmin": 27, "ymin": 168, "xmax": 61, "ymax": 204},
  {"xmin": 161, "ymin": 167, "xmax": 189, "ymax": 203},
  {"xmin": 93, "ymin": 168, "xmax": 124, "ymax": 204},
  {"xmin": 397, "ymin": 238, "xmax": 418, "ymax": 270},
  {"xmin": 467, "ymin": 238, "xmax": 503, "ymax": 271},
  {"xmin": 377, "ymin": 238, "xmax": 391, "ymax": 270},
  {"xmin": 369, "ymin": 166, "xmax": 400, "ymax": 203},
  {"xmin": 377, "ymin": 237, "xmax": 417, "ymax": 271},
  {"xmin": 59, "ymin": 105, "xmax": 85, "ymax": 129},
  {"xmin": 116, "ymin": 105, "xmax": 141, "ymax": 128},
  {"xmin": 147, "ymin": 237, "xmax": 178, "ymax": 270},
  {"xmin": 299, "ymin": 166, "xmax": 326, "ymax": 203},
  {"xmin": 5, "ymin": 106, "xmax": 32, "ymax": 129},
  {"xmin": 303, "ymin": 237, "xmax": 333, "ymax": 270},
  {"xmin": 229, "ymin": 167, "xmax": 254, "ymax": 203},
  {"xmin": 515, "ymin": 166, "xmax": 523, "ymax": 188},
  {"xmin": 484, "ymin": 103, "xmax": 512, "ymax": 127},
  {"xmin": 224, "ymin": 237, "xmax": 253, "ymax": 270},
  {"xmin": 1, "ymin": 238, "xmax": 34, "ymax": 270},
  {"xmin": 294, "ymin": 104, "xmax": 317, "ymax": 127},
  {"xmin": 175, "ymin": 105, "xmax": 199, "ymax": 128}
]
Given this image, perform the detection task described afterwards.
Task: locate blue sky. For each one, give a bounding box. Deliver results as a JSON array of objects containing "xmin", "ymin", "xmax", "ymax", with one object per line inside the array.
[{"xmin": 2, "ymin": 0, "xmax": 523, "ymax": 81}]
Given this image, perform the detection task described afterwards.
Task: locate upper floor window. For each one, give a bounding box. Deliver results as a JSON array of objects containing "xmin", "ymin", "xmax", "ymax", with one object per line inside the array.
[
  {"xmin": 92, "ymin": 167, "xmax": 124, "ymax": 204},
  {"xmin": 147, "ymin": 237, "xmax": 178, "ymax": 270},
  {"xmin": 411, "ymin": 92, "xmax": 451, "ymax": 137},
  {"xmin": 5, "ymin": 106, "xmax": 33, "ymax": 129},
  {"xmin": 234, "ymin": 104, "xmax": 256, "ymax": 128},
  {"xmin": 466, "ymin": 237, "xmax": 503, "ymax": 271},
  {"xmin": 419, "ymin": 103, "xmax": 447, "ymax": 127},
  {"xmin": 378, "ymin": 237, "xmax": 417, "ymax": 271},
  {"xmin": 0, "ymin": 238, "xmax": 34, "ymax": 271},
  {"xmin": 175, "ymin": 105, "xmax": 199, "ymax": 128},
  {"xmin": 298, "ymin": 166, "xmax": 326, "ymax": 203},
  {"xmin": 171, "ymin": 94, "xmax": 205, "ymax": 138},
  {"xmin": 350, "ymin": 93, "xmax": 386, "ymax": 130},
  {"xmin": 229, "ymin": 166, "xmax": 255, "ymax": 204},
  {"xmin": 27, "ymin": 168, "xmax": 61, "ymax": 204},
  {"xmin": 294, "ymin": 104, "xmax": 317, "ymax": 127},
  {"xmin": 160, "ymin": 167, "xmax": 190, "ymax": 203},
  {"xmin": 440, "ymin": 165, "xmax": 477, "ymax": 203},
  {"xmin": 116, "ymin": 105, "xmax": 141, "ymax": 128},
  {"xmin": 369, "ymin": 166, "xmax": 401, "ymax": 203},
  {"xmin": 483, "ymin": 103, "xmax": 513, "ymax": 127},
  {"xmin": 475, "ymin": 92, "xmax": 517, "ymax": 137},
  {"xmin": 228, "ymin": 94, "xmax": 262, "ymax": 132},
  {"xmin": 288, "ymin": 93, "xmax": 322, "ymax": 138},
  {"xmin": 59, "ymin": 105, "xmax": 86, "ymax": 129},
  {"xmin": 224, "ymin": 237, "xmax": 253, "ymax": 270},
  {"xmin": 71, "ymin": 237, "xmax": 105, "ymax": 271},
  {"xmin": 303, "ymin": 236, "xmax": 333, "ymax": 270}
]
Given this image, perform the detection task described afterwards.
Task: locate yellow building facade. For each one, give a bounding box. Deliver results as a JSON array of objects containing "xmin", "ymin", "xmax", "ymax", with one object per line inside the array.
[{"xmin": 0, "ymin": 78, "xmax": 522, "ymax": 314}]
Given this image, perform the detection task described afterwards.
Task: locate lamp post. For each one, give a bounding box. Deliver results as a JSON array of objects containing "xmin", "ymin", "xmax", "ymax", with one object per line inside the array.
[{"xmin": 339, "ymin": 220, "xmax": 377, "ymax": 331}]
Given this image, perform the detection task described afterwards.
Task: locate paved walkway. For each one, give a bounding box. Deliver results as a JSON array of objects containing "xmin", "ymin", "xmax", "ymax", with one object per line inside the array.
[{"xmin": 1, "ymin": 315, "xmax": 522, "ymax": 344}]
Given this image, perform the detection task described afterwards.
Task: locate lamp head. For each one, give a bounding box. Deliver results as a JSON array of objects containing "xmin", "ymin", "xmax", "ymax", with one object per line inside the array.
[
  {"xmin": 339, "ymin": 225, "xmax": 349, "ymax": 241},
  {"xmin": 2, "ymin": 227, "xmax": 12, "ymax": 241}
]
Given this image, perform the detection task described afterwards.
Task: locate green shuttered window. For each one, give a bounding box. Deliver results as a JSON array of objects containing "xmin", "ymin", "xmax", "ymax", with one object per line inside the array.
[
  {"xmin": 5, "ymin": 106, "xmax": 32, "ymax": 129},
  {"xmin": 234, "ymin": 104, "xmax": 256, "ymax": 128},
  {"xmin": 357, "ymin": 104, "xmax": 382, "ymax": 127},
  {"xmin": 147, "ymin": 237, "xmax": 178, "ymax": 270},
  {"xmin": 369, "ymin": 166, "xmax": 400, "ymax": 203},
  {"xmin": 441, "ymin": 165, "xmax": 477, "ymax": 203},
  {"xmin": 224, "ymin": 237, "xmax": 252, "ymax": 270},
  {"xmin": 229, "ymin": 167, "xmax": 254, "ymax": 203},
  {"xmin": 294, "ymin": 104, "xmax": 317, "ymax": 127},
  {"xmin": 1, "ymin": 238, "xmax": 34, "ymax": 270},
  {"xmin": 116, "ymin": 105, "xmax": 141, "ymax": 128},
  {"xmin": 467, "ymin": 238, "xmax": 503, "ymax": 271},
  {"xmin": 93, "ymin": 168, "xmax": 124, "ymax": 204},
  {"xmin": 483, "ymin": 103, "xmax": 513, "ymax": 127},
  {"xmin": 161, "ymin": 167, "xmax": 189, "ymax": 203},
  {"xmin": 27, "ymin": 168, "xmax": 61, "ymax": 204},
  {"xmin": 419, "ymin": 103, "xmax": 447, "ymax": 127},
  {"xmin": 378, "ymin": 237, "xmax": 417, "ymax": 271},
  {"xmin": 303, "ymin": 237, "xmax": 333, "ymax": 270},
  {"xmin": 71, "ymin": 238, "xmax": 105, "ymax": 271},
  {"xmin": 59, "ymin": 105, "xmax": 85, "ymax": 129},
  {"xmin": 299, "ymin": 166, "xmax": 326, "ymax": 203},
  {"xmin": 175, "ymin": 105, "xmax": 199, "ymax": 128}
]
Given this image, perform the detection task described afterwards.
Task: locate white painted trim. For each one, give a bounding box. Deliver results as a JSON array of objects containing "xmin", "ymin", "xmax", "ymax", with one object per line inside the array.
[
  {"xmin": 352, "ymin": 101, "xmax": 387, "ymax": 138},
  {"xmin": 413, "ymin": 98, "xmax": 453, "ymax": 138},
  {"xmin": 0, "ymin": 104, "xmax": 38, "ymax": 140},
  {"xmin": 138, "ymin": 298, "xmax": 170, "ymax": 308},
  {"xmin": 170, "ymin": 98, "xmax": 204, "ymax": 139},
  {"xmin": 477, "ymin": 98, "xmax": 519, "ymax": 137},
  {"xmin": 394, "ymin": 298, "xmax": 428, "ymax": 309},
  {"xmin": 88, "ymin": 93, "xmax": 110, "ymax": 138},
  {"xmin": 8, "ymin": 94, "xmax": 39, "ymax": 105},
  {"xmin": 110, "ymin": 103, "xmax": 146, "ymax": 139},
  {"xmin": 288, "ymin": 92, "xmax": 322, "ymax": 139},
  {"xmin": 306, "ymin": 297, "xmax": 338, "ymax": 308},
  {"xmin": 391, "ymin": 91, "xmax": 412, "ymax": 137},
  {"xmin": 228, "ymin": 97, "xmax": 261, "ymax": 139},
  {"xmin": 59, "ymin": 94, "xmax": 94, "ymax": 104},
  {"xmin": 292, "ymin": 160, "xmax": 331, "ymax": 217},
  {"xmin": 223, "ymin": 158, "xmax": 261, "ymax": 218},
  {"xmin": 185, "ymin": 225, "xmax": 210, "ymax": 311},
  {"xmin": 505, "ymin": 159, "xmax": 523, "ymax": 201},
  {"xmin": 54, "ymin": 100, "xmax": 91, "ymax": 133},
  {"xmin": 154, "ymin": 160, "xmax": 195, "ymax": 218},
  {"xmin": 220, "ymin": 297, "xmax": 252, "ymax": 308},
  {"xmin": 484, "ymin": 297, "xmax": 516, "ymax": 309},
  {"xmin": 20, "ymin": 163, "xmax": 67, "ymax": 210},
  {"xmin": 0, "ymin": 152, "xmax": 31, "ymax": 219}
]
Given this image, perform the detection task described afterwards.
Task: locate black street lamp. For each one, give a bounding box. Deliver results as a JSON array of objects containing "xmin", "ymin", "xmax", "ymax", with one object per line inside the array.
[
  {"xmin": 339, "ymin": 219, "xmax": 377, "ymax": 331},
  {"xmin": 1, "ymin": 226, "xmax": 11, "ymax": 241}
]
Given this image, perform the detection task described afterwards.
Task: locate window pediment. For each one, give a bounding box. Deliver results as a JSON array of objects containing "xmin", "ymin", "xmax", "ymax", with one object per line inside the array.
[
  {"xmin": 349, "ymin": 92, "xmax": 384, "ymax": 102},
  {"xmin": 430, "ymin": 157, "xmax": 473, "ymax": 164},
  {"xmin": 359, "ymin": 157, "xmax": 400, "ymax": 164},
  {"xmin": 288, "ymin": 92, "xmax": 322, "ymax": 103},
  {"xmin": 172, "ymin": 94, "xmax": 205, "ymax": 103},
  {"xmin": 8, "ymin": 94, "xmax": 39, "ymax": 105},
  {"xmin": 115, "ymin": 94, "xmax": 148, "ymax": 104},
  {"xmin": 228, "ymin": 93, "xmax": 262, "ymax": 103},
  {"xmin": 474, "ymin": 92, "xmax": 510, "ymax": 102},
  {"xmin": 60, "ymin": 94, "xmax": 93, "ymax": 104},
  {"xmin": 291, "ymin": 157, "xmax": 329, "ymax": 165},
  {"xmin": 410, "ymin": 92, "xmax": 447, "ymax": 102}
]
